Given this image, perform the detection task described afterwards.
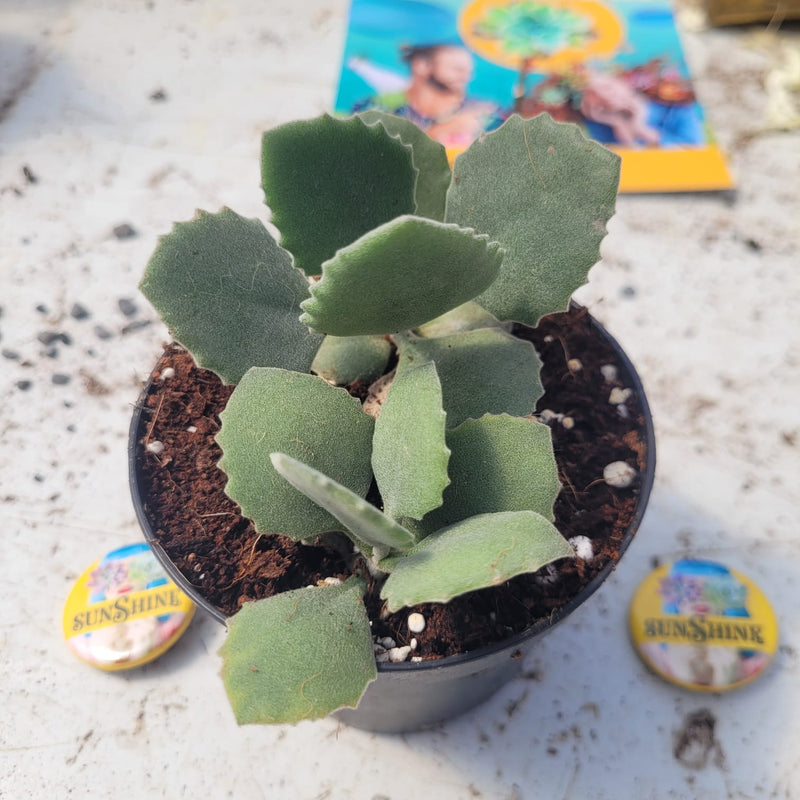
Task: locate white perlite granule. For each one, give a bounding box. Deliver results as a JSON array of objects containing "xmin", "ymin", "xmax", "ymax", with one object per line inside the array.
[{"xmin": 603, "ymin": 461, "xmax": 637, "ymax": 488}]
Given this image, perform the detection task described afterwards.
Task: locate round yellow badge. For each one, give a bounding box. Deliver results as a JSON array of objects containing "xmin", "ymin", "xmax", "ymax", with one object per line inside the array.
[
  {"xmin": 629, "ymin": 559, "xmax": 778, "ymax": 692},
  {"xmin": 63, "ymin": 543, "xmax": 195, "ymax": 671}
]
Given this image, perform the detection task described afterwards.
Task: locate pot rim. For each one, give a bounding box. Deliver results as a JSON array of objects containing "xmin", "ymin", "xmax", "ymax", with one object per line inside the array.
[{"xmin": 128, "ymin": 307, "xmax": 656, "ymax": 672}]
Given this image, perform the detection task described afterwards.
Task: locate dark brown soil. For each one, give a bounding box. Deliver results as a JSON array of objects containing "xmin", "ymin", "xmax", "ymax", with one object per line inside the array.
[{"xmin": 133, "ymin": 306, "xmax": 651, "ymax": 659}]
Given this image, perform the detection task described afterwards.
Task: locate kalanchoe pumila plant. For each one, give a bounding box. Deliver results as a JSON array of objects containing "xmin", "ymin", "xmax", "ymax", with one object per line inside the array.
[{"xmin": 139, "ymin": 111, "xmax": 621, "ymax": 725}]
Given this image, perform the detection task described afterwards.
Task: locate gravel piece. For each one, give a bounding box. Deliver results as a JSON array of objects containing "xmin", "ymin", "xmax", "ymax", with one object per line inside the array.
[
  {"xmin": 37, "ymin": 331, "xmax": 72, "ymax": 346},
  {"xmin": 70, "ymin": 303, "xmax": 91, "ymax": 320},
  {"xmin": 15, "ymin": 380, "xmax": 32, "ymax": 391},
  {"xmin": 121, "ymin": 319, "xmax": 152, "ymax": 334},
  {"xmin": 600, "ymin": 364, "xmax": 618, "ymax": 383},
  {"xmin": 603, "ymin": 461, "xmax": 636, "ymax": 489},
  {"xmin": 93, "ymin": 325, "xmax": 113, "ymax": 340},
  {"xmin": 2, "ymin": 349, "xmax": 20, "ymax": 360},
  {"xmin": 569, "ymin": 535, "xmax": 594, "ymax": 560},
  {"xmin": 407, "ymin": 612, "xmax": 426, "ymax": 634},
  {"xmin": 52, "ymin": 373, "xmax": 71, "ymax": 385},
  {"xmin": 609, "ymin": 387, "xmax": 632, "ymax": 405},
  {"xmin": 388, "ymin": 646, "xmax": 412, "ymax": 663},
  {"xmin": 113, "ymin": 223, "xmax": 138, "ymax": 240},
  {"xmin": 118, "ymin": 297, "xmax": 138, "ymax": 317}
]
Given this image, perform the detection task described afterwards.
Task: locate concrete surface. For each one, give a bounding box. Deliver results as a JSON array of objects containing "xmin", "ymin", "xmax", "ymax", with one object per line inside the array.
[{"xmin": 1, "ymin": 1, "xmax": 798, "ymax": 798}]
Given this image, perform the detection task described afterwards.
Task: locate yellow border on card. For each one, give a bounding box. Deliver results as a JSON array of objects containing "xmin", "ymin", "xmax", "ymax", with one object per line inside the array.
[{"xmin": 612, "ymin": 145, "xmax": 734, "ymax": 193}]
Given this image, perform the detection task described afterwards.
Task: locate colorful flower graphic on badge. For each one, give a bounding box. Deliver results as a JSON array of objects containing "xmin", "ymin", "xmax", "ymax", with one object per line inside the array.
[
  {"xmin": 459, "ymin": 0, "xmax": 624, "ymax": 71},
  {"xmin": 658, "ymin": 560, "xmax": 748, "ymax": 618}
]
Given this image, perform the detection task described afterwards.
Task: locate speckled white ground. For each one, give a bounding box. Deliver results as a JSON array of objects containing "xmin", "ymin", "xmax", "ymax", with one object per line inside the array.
[{"xmin": 1, "ymin": 2, "xmax": 798, "ymax": 798}]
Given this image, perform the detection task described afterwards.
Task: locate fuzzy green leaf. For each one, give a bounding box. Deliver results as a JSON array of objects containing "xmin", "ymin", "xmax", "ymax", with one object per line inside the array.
[
  {"xmin": 300, "ymin": 216, "xmax": 503, "ymax": 336},
  {"xmin": 216, "ymin": 368, "xmax": 374, "ymax": 541},
  {"xmin": 261, "ymin": 114, "xmax": 417, "ymax": 276},
  {"xmin": 139, "ymin": 208, "xmax": 323, "ymax": 385},
  {"xmin": 311, "ymin": 334, "xmax": 392, "ymax": 386},
  {"xmin": 219, "ymin": 577, "xmax": 376, "ymax": 724},
  {"xmin": 380, "ymin": 511, "xmax": 574, "ymax": 611},
  {"xmin": 372, "ymin": 362, "xmax": 450, "ymax": 522},
  {"xmin": 445, "ymin": 114, "xmax": 621, "ymax": 326},
  {"xmin": 419, "ymin": 414, "xmax": 561, "ymax": 534},
  {"xmin": 414, "ymin": 301, "xmax": 503, "ymax": 338},
  {"xmin": 270, "ymin": 453, "xmax": 416, "ymax": 553},
  {"xmin": 396, "ymin": 328, "xmax": 543, "ymax": 428},
  {"xmin": 357, "ymin": 110, "xmax": 451, "ymax": 221}
]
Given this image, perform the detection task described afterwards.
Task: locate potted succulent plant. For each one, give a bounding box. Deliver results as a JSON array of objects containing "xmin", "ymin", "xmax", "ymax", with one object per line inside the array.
[{"xmin": 129, "ymin": 111, "xmax": 655, "ymax": 732}]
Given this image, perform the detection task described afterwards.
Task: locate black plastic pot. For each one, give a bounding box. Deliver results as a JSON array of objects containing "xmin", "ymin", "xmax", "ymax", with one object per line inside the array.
[{"xmin": 129, "ymin": 311, "xmax": 655, "ymax": 733}]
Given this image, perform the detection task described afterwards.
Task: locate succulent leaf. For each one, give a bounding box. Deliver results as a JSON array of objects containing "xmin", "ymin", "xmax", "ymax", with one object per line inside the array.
[
  {"xmin": 261, "ymin": 114, "xmax": 417, "ymax": 276},
  {"xmin": 357, "ymin": 110, "xmax": 451, "ymax": 221},
  {"xmin": 372, "ymin": 362, "xmax": 450, "ymax": 522},
  {"xmin": 311, "ymin": 334, "xmax": 392, "ymax": 386},
  {"xmin": 445, "ymin": 114, "xmax": 621, "ymax": 326},
  {"xmin": 139, "ymin": 208, "xmax": 322, "ymax": 385},
  {"xmin": 270, "ymin": 453, "xmax": 416, "ymax": 553},
  {"xmin": 380, "ymin": 511, "xmax": 574, "ymax": 611},
  {"xmin": 219, "ymin": 577, "xmax": 376, "ymax": 724},
  {"xmin": 300, "ymin": 216, "xmax": 504, "ymax": 336},
  {"xmin": 419, "ymin": 414, "xmax": 561, "ymax": 534},
  {"xmin": 216, "ymin": 368, "xmax": 374, "ymax": 541},
  {"xmin": 396, "ymin": 327, "xmax": 543, "ymax": 428},
  {"xmin": 414, "ymin": 300, "xmax": 503, "ymax": 338}
]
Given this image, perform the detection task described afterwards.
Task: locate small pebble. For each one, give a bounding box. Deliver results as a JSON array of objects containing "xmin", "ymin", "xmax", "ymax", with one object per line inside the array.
[
  {"xmin": 409, "ymin": 638, "xmax": 418, "ymax": 651},
  {"xmin": 146, "ymin": 440, "xmax": 165, "ymax": 455},
  {"xmin": 51, "ymin": 373, "xmax": 71, "ymax": 385},
  {"xmin": 186, "ymin": 425, "xmax": 198, "ymax": 433},
  {"xmin": 321, "ymin": 577, "xmax": 342, "ymax": 586},
  {"xmin": 569, "ymin": 535, "xmax": 594, "ymax": 560},
  {"xmin": 35, "ymin": 304, "xmax": 48, "ymax": 314},
  {"xmin": 113, "ymin": 223, "xmax": 138, "ymax": 240},
  {"xmin": 2, "ymin": 349, "xmax": 20, "ymax": 360},
  {"xmin": 379, "ymin": 636, "xmax": 396, "ymax": 650},
  {"xmin": 15, "ymin": 380, "xmax": 32, "ymax": 391},
  {"xmin": 609, "ymin": 387, "xmax": 632, "ymax": 405},
  {"xmin": 534, "ymin": 564, "xmax": 560, "ymax": 585},
  {"xmin": 600, "ymin": 364, "xmax": 618, "ymax": 383},
  {"xmin": 543, "ymin": 335, "xmax": 555, "ymax": 343},
  {"xmin": 561, "ymin": 416, "xmax": 575, "ymax": 430},
  {"xmin": 603, "ymin": 461, "xmax": 636, "ymax": 488},
  {"xmin": 70, "ymin": 303, "xmax": 90, "ymax": 320},
  {"xmin": 118, "ymin": 297, "xmax": 138, "ymax": 317},
  {"xmin": 38, "ymin": 331, "xmax": 71, "ymax": 346},
  {"xmin": 407, "ymin": 612, "xmax": 426, "ymax": 634},
  {"xmin": 411, "ymin": 656, "xmax": 423, "ymax": 663},
  {"xmin": 93, "ymin": 325, "xmax": 113, "ymax": 340},
  {"xmin": 567, "ymin": 358, "xmax": 582, "ymax": 373},
  {"xmin": 538, "ymin": 408, "xmax": 563, "ymax": 424},
  {"xmin": 121, "ymin": 319, "xmax": 151, "ymax": 334},
  {"xmin": 149, "ymin": 88, "xmax": 168, "ymax": 102},
  {"xmin": 388, "ymin": 646, "xmax": 412, "ymax": 663},
  {"xmin": 160, "ymin": 366, "xmax": 175, "ymax": 381},
  {"xmin": 22, "ymin": 165, "xmax": 37, "ymax": 184},
  {"xmin": 375, "ymin": 650, "xmax": 389, "ymax": 664},
  {"xmin": 617, "ymin": 404, "xmax": 630, "ymax": 420}
]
